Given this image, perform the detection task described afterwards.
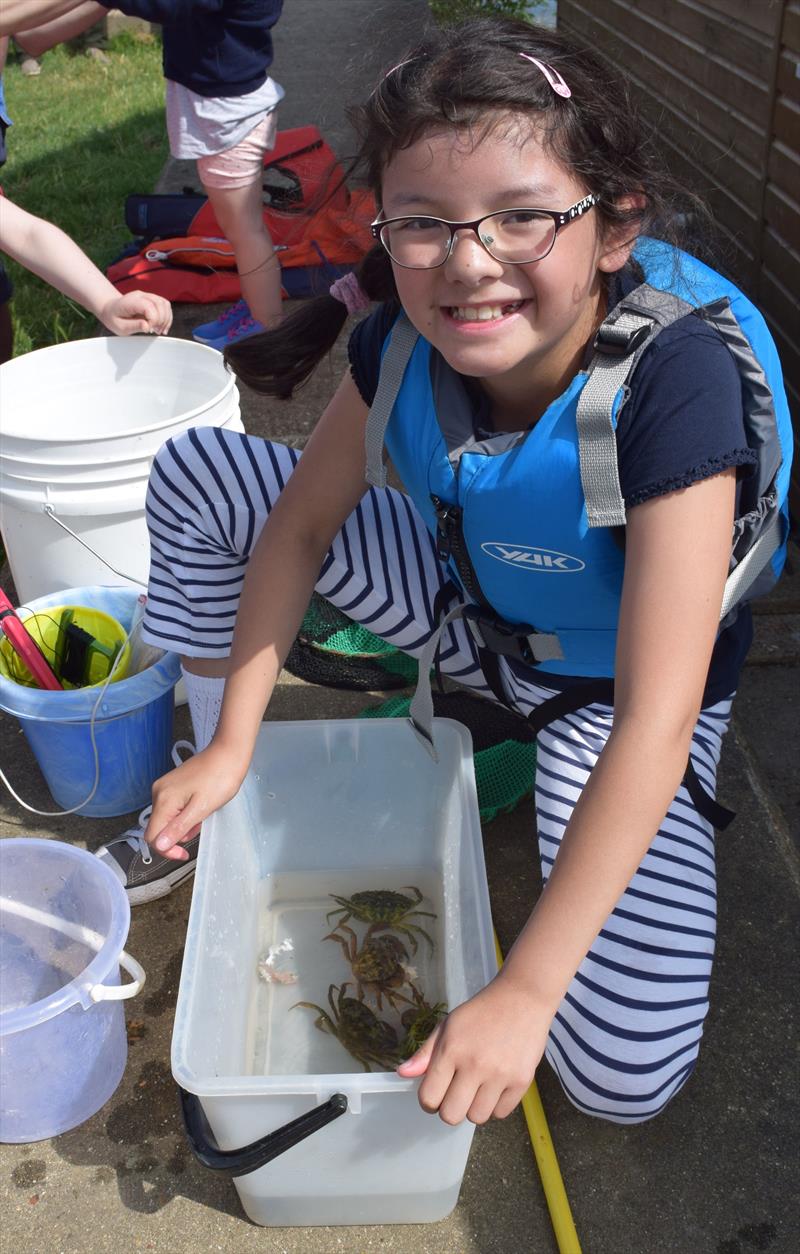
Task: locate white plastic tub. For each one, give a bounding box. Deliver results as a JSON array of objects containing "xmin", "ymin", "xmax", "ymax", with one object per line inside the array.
[
  {"xmin": 0, "ymin": 335, "xmax": 242, "ymax": 600},
  {"xmin": 172, "ymin": 718, "xmax": 496, "ymax": 1227}
]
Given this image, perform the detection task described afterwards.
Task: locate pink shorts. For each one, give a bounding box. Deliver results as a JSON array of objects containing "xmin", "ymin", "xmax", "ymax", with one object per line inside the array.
[{"xmin": 197, "ymin": 113, "xmax": 278, "ymax": 190}]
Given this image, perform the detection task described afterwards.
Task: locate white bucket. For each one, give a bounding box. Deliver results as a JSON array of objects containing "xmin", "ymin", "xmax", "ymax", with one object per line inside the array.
[{"xmin": 0, "ymin": 336, "xmax": 243, "ymax": 602}]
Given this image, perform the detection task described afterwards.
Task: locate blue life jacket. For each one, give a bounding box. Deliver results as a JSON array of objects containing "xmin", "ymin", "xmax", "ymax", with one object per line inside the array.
[{"xmin": 365, "ymin": 239, "xmax": 792, "ymax": 680}]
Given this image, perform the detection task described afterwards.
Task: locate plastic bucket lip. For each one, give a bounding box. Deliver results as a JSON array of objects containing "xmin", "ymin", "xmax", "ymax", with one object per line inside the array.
[
  {"xmin": 0, "ymin": 839, "xmax": 131, "ymax": 1036},
  {"xmin": 0, "ymin": 649, "xmax": 181, "ymax": 722},
  {"xmin": 0, "ymin": 337, "xmax": 235, "ymax": 444},
  {"xmin": 0, "ymin": 584, "xmax": 182, "ymax": 723}
]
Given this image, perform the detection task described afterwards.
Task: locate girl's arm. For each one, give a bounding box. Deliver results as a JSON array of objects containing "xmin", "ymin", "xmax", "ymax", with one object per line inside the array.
[
  {"xmin": 0, "ymin": 0, "xmax": 87, "ymax": 36},
  {"xmin": 0, "ymin": 197, "xmax": 171, "ymax": 334},
  {"xmin": 14, "ymin": 2, "xmax": 106, "ymax": 58},
  {"xmin": 399, "ymin": 468, "xmax": 737, "ymax": 1125},
  {"xmin": 143, "ymin": 371, "xmax": 373, "ymax": 857}
]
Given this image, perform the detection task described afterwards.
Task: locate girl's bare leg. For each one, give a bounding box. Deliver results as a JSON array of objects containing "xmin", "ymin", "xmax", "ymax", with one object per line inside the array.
[{"xmin": 202, "ymin": 175, "xmax": 282, "ymax": 328}]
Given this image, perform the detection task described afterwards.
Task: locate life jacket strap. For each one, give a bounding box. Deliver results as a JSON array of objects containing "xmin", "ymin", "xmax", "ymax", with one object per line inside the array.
[
  {"xmin": 577, "ymin": 284, "xmax": 696, "ymax": 530},
  {"xmin": 523, "ymin": 678, "xmax": 735, "ymax": 830},
  {"xmin": 364, "ymin": 315, "xmax": 419, "ymax": 488},
  {"xmin": 720, "ymin": 504, "xmax": 783, "ymax": 620},
  {"xmin": 577, "ymin": 310, "xmax": 654, "ymax": 528}
]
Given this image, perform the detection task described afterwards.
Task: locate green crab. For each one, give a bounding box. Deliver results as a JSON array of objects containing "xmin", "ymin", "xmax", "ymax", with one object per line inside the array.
[
  {"xmin": 325, "ymin": 886, "xmax": 437, "ymax": 955},
  {"xmin": 398, "ymin": 989, "xmax": 448, "ymax": 1061},
  {"xmin": 324, "ymin": 924, "xmax": 415, "ymax": 1011},
  {"xmin": 292, "ymin": 982, "xmax": 400, "ymax": 1072}
]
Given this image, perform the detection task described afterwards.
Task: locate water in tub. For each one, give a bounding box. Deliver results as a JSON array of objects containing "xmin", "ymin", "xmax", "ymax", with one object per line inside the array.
[{"xmin": 247, "ymin": 870, "xmax": 445, "ymax": 1075}]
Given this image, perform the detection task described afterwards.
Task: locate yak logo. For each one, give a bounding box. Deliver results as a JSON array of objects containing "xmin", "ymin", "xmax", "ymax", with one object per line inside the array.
[{"xmin": 481, "ymin": 542, "xmax": 585, "ymax": 573}]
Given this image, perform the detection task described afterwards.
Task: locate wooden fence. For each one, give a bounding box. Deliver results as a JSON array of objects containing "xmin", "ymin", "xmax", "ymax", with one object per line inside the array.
[{"xmin": 559, "ymin": 0, "xmax": 799, "ymax": 514}]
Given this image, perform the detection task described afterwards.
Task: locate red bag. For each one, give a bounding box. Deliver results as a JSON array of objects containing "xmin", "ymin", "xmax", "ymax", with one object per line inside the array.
[
  {"xmin": 107, "ymin": 188, "xmax": 376, "ymax": 304},
  {"xmin": 108, "ymin": 126, "xmax": 374, "ymax": 303}
]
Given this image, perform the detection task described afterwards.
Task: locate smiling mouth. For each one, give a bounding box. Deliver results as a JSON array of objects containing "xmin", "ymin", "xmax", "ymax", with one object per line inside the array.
[{"xmin": 446, "ymin": 300, "xmax": 526, "ymax": 323}]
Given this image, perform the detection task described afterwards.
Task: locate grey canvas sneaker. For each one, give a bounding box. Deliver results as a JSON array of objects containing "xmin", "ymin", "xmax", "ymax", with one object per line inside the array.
[
  {"xmin": 96, "ymin": 806, "xmax": 200, "ymax": 905},
  {"xmin": 95, "ymin": 740, "xmax": 200, "ymax": 905}
]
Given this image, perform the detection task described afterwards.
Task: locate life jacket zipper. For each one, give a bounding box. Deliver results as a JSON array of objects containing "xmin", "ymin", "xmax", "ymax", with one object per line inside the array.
[{"xmin": 430, "ymin": 495, "xmax": 491, "ymax": 607}]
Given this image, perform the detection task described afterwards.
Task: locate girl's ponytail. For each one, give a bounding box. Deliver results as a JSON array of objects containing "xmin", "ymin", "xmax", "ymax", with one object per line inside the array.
[{"xmin": 223, "ymin": 244, "xmax": 396, "ymax": 399}]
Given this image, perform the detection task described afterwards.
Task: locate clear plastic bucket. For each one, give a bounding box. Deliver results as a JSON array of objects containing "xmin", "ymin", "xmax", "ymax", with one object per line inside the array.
[
  {"xmin": 0, "ymin": 335, "xmax": 243, "ymax": 601},
  {"xmin": 0, "ymin": 586, "xmax": 181, "ymax": 817},
  {"xmin": 0, "ymin": 838, "xmax": 145, "ymax": 1143}
]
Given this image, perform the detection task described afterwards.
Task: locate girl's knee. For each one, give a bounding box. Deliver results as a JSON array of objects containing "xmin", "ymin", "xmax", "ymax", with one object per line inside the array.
[{"xmin": 546, "ymin": 1023, "xmax": 702, "ymax": 1123}]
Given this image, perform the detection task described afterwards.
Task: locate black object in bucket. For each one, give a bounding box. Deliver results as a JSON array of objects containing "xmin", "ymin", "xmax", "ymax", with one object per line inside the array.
[
  {"xmin": 178, "ymin": 1086, "xmax": 348, "ymax": 1177},
  {"xmin": 284, "ymin": 593, "xmax": 418, "ymax": 691}
]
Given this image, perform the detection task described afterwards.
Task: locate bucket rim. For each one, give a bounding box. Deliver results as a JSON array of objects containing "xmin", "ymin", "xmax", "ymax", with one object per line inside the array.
[
  {"xmin": 0, "ymin": 586, "xmax": 181, "ymax": 722},
  {"xmin": 0, "ymin": 337, "xmax": 237, "ymax": 445},
  {"xmin": 0, "ymin": 838, "xmax": 131, "ymax": 1035}
]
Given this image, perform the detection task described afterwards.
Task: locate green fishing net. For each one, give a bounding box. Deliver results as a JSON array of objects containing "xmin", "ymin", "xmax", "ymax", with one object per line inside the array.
[
  {"xmin": 359, "ymin": 691, "xmax": 537, "ymax": 824},
  {"xmin": 284, "ymin": 593, "xmax": 419, "ymax": 690}
]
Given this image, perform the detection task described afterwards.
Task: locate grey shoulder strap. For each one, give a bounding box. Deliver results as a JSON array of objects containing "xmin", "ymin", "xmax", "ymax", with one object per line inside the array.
[
  {"xmin": 720, "ymin": 509, "xmax": 782, "ymax": 621},
  {"xmin": 364, "ymin": 316, "xmax": 419, "ymax": 488},
  {"xmin": 577, "ymin": 284, "xmax": 694, "ymax": 528}
]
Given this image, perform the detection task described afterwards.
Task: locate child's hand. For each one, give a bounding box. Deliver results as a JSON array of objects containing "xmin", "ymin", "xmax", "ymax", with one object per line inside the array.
[
  {"xmin": 396, "ymin": 973, "xmax": 552, "ymax": 1124},
  {"xmin": 99, "ymin": 290, "xmax": 173, "ymax": 336},
  {"xmin": 143, "ymin": 743, "xmax": 248, "ymax": 861}
]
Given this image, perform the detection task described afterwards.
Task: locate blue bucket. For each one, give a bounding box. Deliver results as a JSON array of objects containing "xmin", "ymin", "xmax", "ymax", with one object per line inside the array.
[{"xmin": 0, "ymin": 586, "xmax": 181, "ymax": 817}]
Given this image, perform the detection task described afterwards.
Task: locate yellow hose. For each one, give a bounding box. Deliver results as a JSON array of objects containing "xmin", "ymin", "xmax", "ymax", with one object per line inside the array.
[{"xmin": 493, "ymin": 931, "xmax": 582, "ymax": 1254}]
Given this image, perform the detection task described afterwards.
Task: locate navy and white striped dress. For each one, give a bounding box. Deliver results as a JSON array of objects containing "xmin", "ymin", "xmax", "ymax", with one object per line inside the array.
[{"xmin": 142, "ymin": 422, "xmax": 733, "ymax": 1124}]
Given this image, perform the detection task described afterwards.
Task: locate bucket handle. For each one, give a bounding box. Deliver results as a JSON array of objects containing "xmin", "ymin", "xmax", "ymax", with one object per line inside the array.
[
  {"xmin": 89, "ymin": 949, "xmax": 146, "ymax": 1002},
  {"xmin": 42, "ymin": 504, "xmax": 147, "ymax": 588},
  {"xmin": 0, "ymin": 896, "xmax": 146, "ymax": 1007},
  {"xmin": 178, "ymin": 1085, "xmax": 348, "ymax": 1177}
]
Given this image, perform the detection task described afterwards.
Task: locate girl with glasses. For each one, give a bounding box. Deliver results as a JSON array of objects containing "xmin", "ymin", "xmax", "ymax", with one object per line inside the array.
[{"xmin": 132, "ymin": 18, "xmax": 790, "ymax": 1129}]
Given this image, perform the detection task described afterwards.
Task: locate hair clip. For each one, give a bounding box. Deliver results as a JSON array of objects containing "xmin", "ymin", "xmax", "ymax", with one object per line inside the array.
[
  {"xmin": 518, "ymin": 53, "xmax": 571, "ymax": 99},
  {"xmin": 329, "ymin": 271, "xmax": 371, "ymax": 316},
  {"xmin": 384, "ymin": 58, "xmax": 413, "ymax": 80}
]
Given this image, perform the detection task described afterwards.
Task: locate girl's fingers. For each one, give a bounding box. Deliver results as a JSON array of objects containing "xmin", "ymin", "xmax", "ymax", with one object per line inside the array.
[
  {"xmin": 395, "ymin": 1023, "xmax": 442, "ymax": 1077},
  {"xmin": 152, "ymin": 805, "xmax": 205, "ymax": 853},
  {"xmin": 467, "ymin": 1082, "xmax": 507, "ymax": 1126},
  {"xmin": 145, "ymin": 791, "xmax": 203, "ymax": 855},
  {"xmin": 433, "ymin": 1070, "xmax": 482, "ymax": 1127},
  {"xmin": 492, "ymin": 1085, "xmax": 526, "ymax": 1121}
]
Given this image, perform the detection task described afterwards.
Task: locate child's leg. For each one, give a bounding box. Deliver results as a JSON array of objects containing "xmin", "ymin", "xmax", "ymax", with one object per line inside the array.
[
  {"xmin": 142, "ymin": 425, "xmax": 500, "ymax": 715},
  {"xmin": 505, "ymin": 683, "xmax": 732, "ymax": 1124},
  {"xmin": 197, "ymin": 116, "xmax": 282, "ymax": 329}
]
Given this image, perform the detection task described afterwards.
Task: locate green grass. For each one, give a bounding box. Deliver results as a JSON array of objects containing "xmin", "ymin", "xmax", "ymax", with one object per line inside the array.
[{"xmin": 2, "ymin": 32, "xmax": 168, "ymax": 354}]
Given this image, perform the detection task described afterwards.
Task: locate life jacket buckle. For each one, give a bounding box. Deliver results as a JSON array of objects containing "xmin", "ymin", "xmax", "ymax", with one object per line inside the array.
[
  {"xmin": 593, "ymin": 322, "xmax": 651, "ymax": 357},
  {"xmin": 461, "ymin": 605, "xmax": 537, "ymax": 664}
]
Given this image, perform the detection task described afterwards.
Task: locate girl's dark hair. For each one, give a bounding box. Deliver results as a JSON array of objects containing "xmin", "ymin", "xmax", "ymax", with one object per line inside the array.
[{"xmin": 227, "ymin": 16, "xmax": 708, "ymax": 397}]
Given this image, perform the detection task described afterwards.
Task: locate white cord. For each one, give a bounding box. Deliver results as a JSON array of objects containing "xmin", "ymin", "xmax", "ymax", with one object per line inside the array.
[{"xmin": 0, "ymin": 616, "xmax": 139, "ymax": 816}]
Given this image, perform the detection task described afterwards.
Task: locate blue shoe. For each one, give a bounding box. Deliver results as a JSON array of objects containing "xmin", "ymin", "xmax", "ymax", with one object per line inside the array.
[
  {"xmin": 192, "ymin": 298, "xmax": 250, "ymax": 345},
  {"xmin": 204, "ymin": 312, "xmax": 267, "ymax": 352}
]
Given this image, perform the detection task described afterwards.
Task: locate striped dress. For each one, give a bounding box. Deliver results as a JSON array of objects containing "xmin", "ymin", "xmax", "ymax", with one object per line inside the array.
[{"xmin": 142, "ymin": 424, "xmax": 732, "ymax": 1123}]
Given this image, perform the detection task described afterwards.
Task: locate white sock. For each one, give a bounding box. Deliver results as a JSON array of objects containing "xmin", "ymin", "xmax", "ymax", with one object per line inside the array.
[{"xmin": 181, "ymin": 666, "xmax": 226, "ymax": 752}]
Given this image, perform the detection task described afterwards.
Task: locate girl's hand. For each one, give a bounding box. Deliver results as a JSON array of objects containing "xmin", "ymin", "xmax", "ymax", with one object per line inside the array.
[
  {"xmin": 99, "ymin": 290, "xmax": 173, "ymax": 336},
  {"xmin": 143, "ymin": 743, "xmax": 248, "ymax": 861},
  {"xmin": 397, "ymin": 974, "xmax": 552, "ymax": 1124}
]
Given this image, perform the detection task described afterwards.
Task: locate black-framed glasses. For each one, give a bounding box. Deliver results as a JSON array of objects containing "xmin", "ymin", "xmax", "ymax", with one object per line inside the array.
[{"xmin": 370, "ymin": 193, "xmax": 601, "ymax": 269}]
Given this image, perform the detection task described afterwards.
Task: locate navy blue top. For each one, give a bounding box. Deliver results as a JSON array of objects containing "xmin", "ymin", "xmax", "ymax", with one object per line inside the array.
[
  {"xmin": 105, "ymin": 0, "xmax": 283, "ymax": 97},
  {"xmin": 348, "ymin": 276, "xmax": 758, "ymax": 702}
]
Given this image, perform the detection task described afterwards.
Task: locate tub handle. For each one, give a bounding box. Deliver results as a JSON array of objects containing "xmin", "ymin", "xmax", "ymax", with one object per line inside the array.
[
  {"xmin": 89, "ymin": 949, "xmax": 146, "ymax": 1002},
  {"xmin": 178, "ymin": 1086, "xmax": 348, "ymax": 1177}
]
